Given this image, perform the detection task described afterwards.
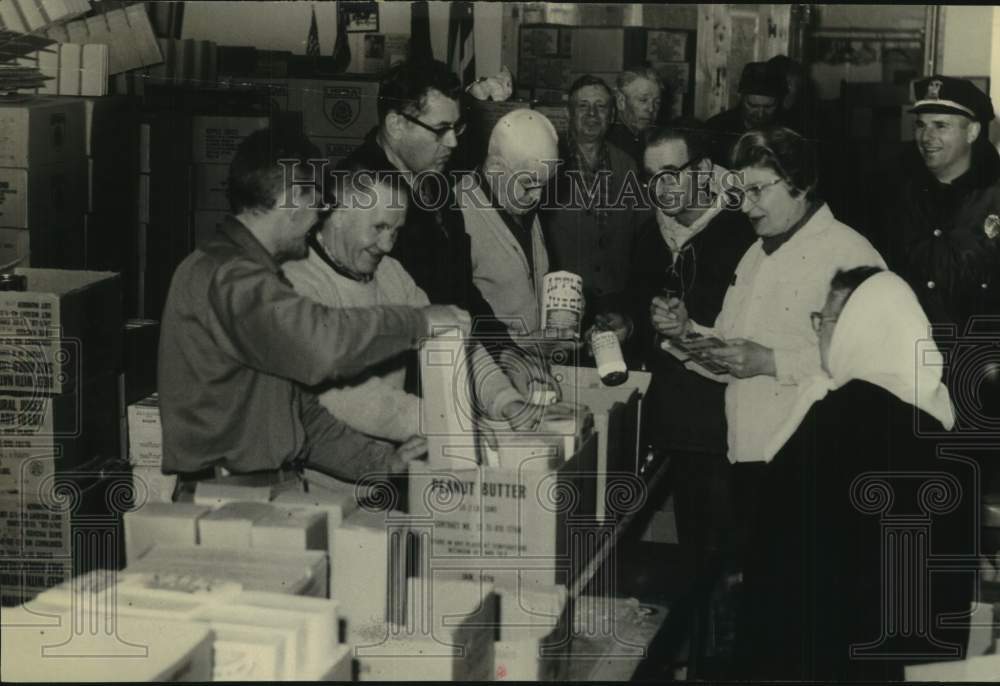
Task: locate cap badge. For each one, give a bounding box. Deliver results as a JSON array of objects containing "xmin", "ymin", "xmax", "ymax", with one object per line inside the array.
[
  {"xmin": 984, "ymin": 214, "xmax": 1000, "ymax": 240},
  {"xmin": 926, "ymin": 79, "xmax": 943, "ymax": 100}
]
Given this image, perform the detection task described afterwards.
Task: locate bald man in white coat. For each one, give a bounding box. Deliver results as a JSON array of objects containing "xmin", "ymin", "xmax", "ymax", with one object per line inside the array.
[{"xmin": 460, "ymin": 109, "xmax": 560, "ymax": 343}]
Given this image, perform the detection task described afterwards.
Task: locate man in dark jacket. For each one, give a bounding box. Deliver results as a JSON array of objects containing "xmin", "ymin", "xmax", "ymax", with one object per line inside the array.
[
  {"xmin": 628, "ymin": 121, "xmax": 755, "ymax": 561},
  {"xmin": 340, "ymin": 59, "xmax": 513, "ymax": 358},
  {"xmin": 544, "ymin": 74, "xmax": 646, "ymax": 345},
  {"xmin": 878, "ymin": 75, "xmax": 1000, "ymax": 506},
  {"xmin": 880, "ymin": 76, "xmax": 1000, "ymax": 337},
  {"xmin": 704, "ymin": 61, "xmax": 786, "ymax": 166}
]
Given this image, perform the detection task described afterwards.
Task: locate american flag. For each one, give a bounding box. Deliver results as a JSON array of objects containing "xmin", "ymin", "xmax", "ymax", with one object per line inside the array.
[
  {"xmin": 447, "ymin": 1, "xmax": 475, "ymax": 88},
  {"xmin": 306, "ymin": 5, "xmax": 320, "ymax": 57}
]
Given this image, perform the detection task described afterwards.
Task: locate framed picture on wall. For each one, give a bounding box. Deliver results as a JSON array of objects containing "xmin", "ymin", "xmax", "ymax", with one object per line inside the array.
[{"xmin": 341, "ymin": 2, "xmax": 379, "ymax": 33}]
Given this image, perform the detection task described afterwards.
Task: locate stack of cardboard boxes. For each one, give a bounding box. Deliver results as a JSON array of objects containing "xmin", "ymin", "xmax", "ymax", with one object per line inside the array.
[
  {"xmin": 0, "ymin": 98, "xmax": 87, "ymax": 269},
  {"xmin": 0, "ymin": 268, "xmax": 123, "ymax": 605},
  {"xmin": 83, "ymin": 95, "xmax": 139, "ymax": 275},
  {"xmin": 139, "ymin": 89, "xmax": 279, "ymax": 319}
]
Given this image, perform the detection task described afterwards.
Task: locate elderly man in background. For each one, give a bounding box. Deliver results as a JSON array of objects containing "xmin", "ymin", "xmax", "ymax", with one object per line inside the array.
[
  {"xmin": 705, "ymin": 61, "xmax": 787, "ymax": 166},
  {"xmin": 284, "ymin": 168, "xmax": 537, "ymax": 446},
  {"xmin": 607, "ymin": 63, "xmax": 663, "ymax": 165},
  {"xmin": 544, "ymin": 75, "xmax": 645, "ymax": 350},
  {"xmin": 461, "ymin": 109, "xmax": 560, "ymax": 344}
]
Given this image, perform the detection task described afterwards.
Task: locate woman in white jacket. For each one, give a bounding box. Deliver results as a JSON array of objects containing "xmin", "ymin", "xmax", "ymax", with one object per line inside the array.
[{"xmin": 650, "ymin": 126, "xmax": 886, "ymax": 559}]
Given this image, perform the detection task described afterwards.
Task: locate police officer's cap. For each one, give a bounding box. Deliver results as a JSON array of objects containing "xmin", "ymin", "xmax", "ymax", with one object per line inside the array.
[
  {"xmin": 738, "ymin": 61, "xmax": 788, "ymax": 99},
  {"xmin": 909, "ymin": 75, "xmax": 995, "ymax": 123}
]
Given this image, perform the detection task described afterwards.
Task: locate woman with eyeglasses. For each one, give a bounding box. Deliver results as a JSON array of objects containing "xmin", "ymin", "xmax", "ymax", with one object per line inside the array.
[
  {"xmin": 736, "ymin": 266, "xmax": 973, "ymax": 681},
  {"xmin": 652, "ymin": 126, "xmax": 885, "ymax": 566}
]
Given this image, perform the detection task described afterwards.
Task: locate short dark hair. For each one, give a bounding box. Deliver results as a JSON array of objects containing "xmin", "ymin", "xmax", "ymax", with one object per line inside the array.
[
  {"xmin": 227, "ymin": 128, "xmax": 321, "ymax": 214},
  {"xmin": 377, "ymin": 59, "xmax": 462, "ymax": 123},
  {"xmin": 645, "ymin": 117, "xmax": 710, "ymax": 166},
  {"xmin": 567, "ymin": 74, "xmax": 613, "ymax": 103},
  {"xmin": 830, "ymin": 266, "xmax": 883, "ymax": 302},
  {"xmin": 731, "ymin": 126, "xmax": 818, "ymax": 200}
]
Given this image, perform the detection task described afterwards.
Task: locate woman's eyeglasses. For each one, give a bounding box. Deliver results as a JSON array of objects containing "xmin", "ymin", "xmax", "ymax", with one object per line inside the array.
[
  {"xmin": 740, "ymin": 177, "xmax": 784, "ymax": 204},
  {"xmin": 400, "ymin": 112, "xmax": 467, "ymax": 140},
  {"xmin": 810, "ymin": 312, "xmax": 838, "ymax": 333}
]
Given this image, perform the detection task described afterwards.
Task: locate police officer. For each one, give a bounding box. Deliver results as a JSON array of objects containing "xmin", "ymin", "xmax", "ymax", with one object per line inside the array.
[
  {"xmin": 882, "ymin": 76, "xmax": 1000, "ymax": 513},
  {"xmin": 883, "ymin": 75, "xmax": 1000, "ymax": 339}
]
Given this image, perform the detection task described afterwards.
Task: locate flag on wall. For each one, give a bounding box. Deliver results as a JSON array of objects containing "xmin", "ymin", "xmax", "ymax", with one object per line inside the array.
[
  {"xmin": 332, "ymin": 3, "xmax": 351, "ymax": 72},
  {"xmin": 306, "ymin": 5, "xmax": 320, "ymax": 57},
  {"xmin": 447, "ymin": 1, "xmax": 475, "ymax": 87}
]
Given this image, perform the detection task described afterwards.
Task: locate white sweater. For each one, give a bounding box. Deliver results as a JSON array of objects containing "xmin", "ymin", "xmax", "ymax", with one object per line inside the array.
[
  {"xmin": 693, "ymin": 204, "xmax": 887, "ymax": 463},
  {"xmin": 284, "ymin": 248, "xmax": 522, "ymax": 442}
]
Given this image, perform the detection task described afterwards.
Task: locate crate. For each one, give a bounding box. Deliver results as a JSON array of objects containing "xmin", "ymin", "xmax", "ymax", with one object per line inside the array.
[{"xmin": 408, "ymin": 431, "xmax": 599, "ymax": 587}]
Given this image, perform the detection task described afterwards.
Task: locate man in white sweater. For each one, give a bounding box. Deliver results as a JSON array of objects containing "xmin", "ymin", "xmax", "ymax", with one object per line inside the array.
[{"xmin": 285, "ymin": 170, "xmax": 535, "ymax": 446}]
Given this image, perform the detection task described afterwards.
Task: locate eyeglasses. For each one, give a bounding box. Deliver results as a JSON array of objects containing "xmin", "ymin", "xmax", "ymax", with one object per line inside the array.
[
  {"xmin": 645, "ymin": 156, "xmax": 702, "ymax": 187},
  {"xmin": 810, "ymin": 312, "xmax": 838, "ymax": 333},
  {"xmin": 400, "ymin": 112, "xmax": 467, "ymax": 140},
  {"xmin": 740, "ymin": 177, "xmax": 784, "ymax": 204}
]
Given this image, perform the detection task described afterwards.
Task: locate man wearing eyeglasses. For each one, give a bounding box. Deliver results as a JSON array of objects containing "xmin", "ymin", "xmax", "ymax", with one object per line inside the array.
[
  {"xmin": 339, "ymin": 60, "xmax": 512, "ymax": 363},
  {"xmin": 627, "ymin": 121, "xmax": 754, "ymax": 565},
  {"xmin": 543, "ymin": 75, "xmax": 645, "ymax": 355}
]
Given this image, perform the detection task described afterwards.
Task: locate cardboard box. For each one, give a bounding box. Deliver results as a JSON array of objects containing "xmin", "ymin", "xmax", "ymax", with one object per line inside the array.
[
  {"xmin": 194, "ymin": 162, "xmax": 230, "ymax": 211},
  {"xmin": 0, "ymin": 462, "xmax": 131, "ymax": 605},
  {"xmin": 123, "ymin": 501, "xmax": 212, "ymax": 565},
  {"xmin": 0, "ymin": 162, "xmax": 86, "ymax": 230},
  {"xmin": 332, "ymin": 508, "xmax": 409, "ymax": 643},
  {"xmin": 0, "ymin": 372, "xmax": 122, "ymax": 496},
  {"xmin": 251, "ymin": 507, "xmax": 327, "ymax": 551},
  {"xmin": 0, "ymin": 268, "xmax": 123, "ymax": 394},
  {"xmin": 289, "ymin": 77, "xmax": 380, "ymax": 140},
  {"xmin": 126, "ymin": 393, "xmax": 160, "ymax": 468},
  {"xmin": 191, "ymin": 114, "xmax": 270, "ymax": 164},
  {"xmin": 408, "ymin": 432, "xmax": 599, "ymax": 587},
  {"xmin": 0, "ymin": 228, "xmax": 30, "ymax": 268},
  {"xmin": 1, "ymin": 605, "xmax": 214, "ymax": 682},
  {"xmin": 198, "ymin": 501, "xmax": 279, "ymax": 548},
  {"xmin": 0, "ymin": 97, "xmax": 86, "ymax": 168},
  {"xmin": 554, "ymin": 365, "xmax": 650, "ymax": 519},
  {"xmin": 234, "ymin": 590, "xmax": 340, "ymax": 677},
  {"xmin": 356, "ymin": 577, "xmax": 497, "ymax": 682},
  {"xmin": 131, "ymin": 464, "xmax": 176, "ymax": 505},
  {"xmin": 128, "ymin": 544, "xmax": 329, "ymax": 597},
  {"xmin": 313, "ymin": 136, "xmax": 364, "ymax": 165}
]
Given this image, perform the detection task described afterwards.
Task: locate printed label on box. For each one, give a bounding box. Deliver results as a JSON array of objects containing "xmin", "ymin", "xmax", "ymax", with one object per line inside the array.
[
  {"xmin": 192, "ymin": 116, "xmax": 269, "ymax": 164},
  {"xmin": 0, "ymin": 292, "xmax": 64, "ymax": 393}
]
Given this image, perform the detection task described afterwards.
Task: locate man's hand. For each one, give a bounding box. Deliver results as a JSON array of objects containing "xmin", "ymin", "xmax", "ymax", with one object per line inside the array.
[
  {"xmin": 421, "ymin": 305, "xmax": 472, "ymax": 337},
  {"xmin": 387, "ymin": 435, "xmax": 428, "ymax": 474},
  {"xmin": 705, "ymin": 338, "xmax": 776, "ymax": 378},
  {"xmin": 650, "ymin": 295, "xmax": 690, "ymax": 339},
  {"xmin": 499, "ymin": 398, "xmax": 540, "ymax": 431}
]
